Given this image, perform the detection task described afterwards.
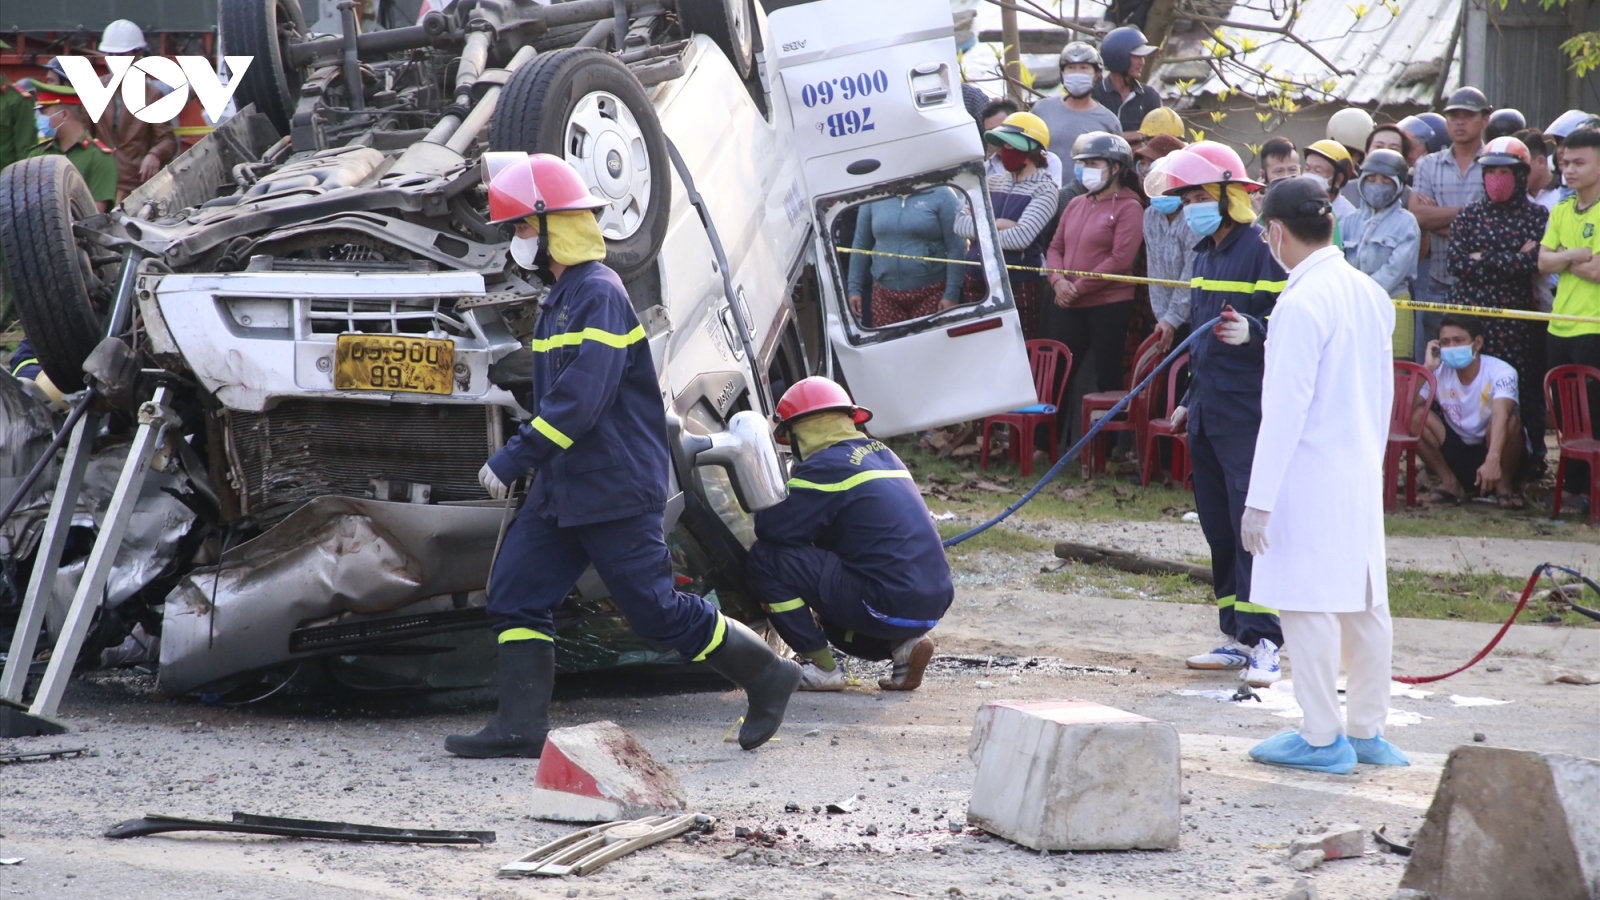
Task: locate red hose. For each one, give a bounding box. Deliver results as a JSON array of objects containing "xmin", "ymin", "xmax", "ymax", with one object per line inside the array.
[{"xmin": 1392, "ymin": 564, "xmax": 1544, "ymax": 685}]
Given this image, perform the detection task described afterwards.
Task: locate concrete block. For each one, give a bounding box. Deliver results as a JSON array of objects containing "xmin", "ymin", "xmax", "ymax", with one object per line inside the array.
[
  {"xmin": 1288, "ymin": 849, "xmax": 1325, "ymax": 871},
  {"xmin": 966, "ymin": 699, "xmax": 1180, "ymax": 851},
  {"xmin": 1399, "ymin": 745, "xmax": 1600, "ymax": 900},
  {"xmin": 527, "ymin": 721, "xmax": 687, "ymax": 823},
  {"xmin": 1289, "ymin": 824, "xmax": 1365, "ymax": 861}
]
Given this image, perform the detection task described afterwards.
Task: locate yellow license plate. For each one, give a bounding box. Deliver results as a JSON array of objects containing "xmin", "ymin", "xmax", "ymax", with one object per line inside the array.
[{"xmin": 334, "ymin": 335, "xmax": 455, "ymax": 395}]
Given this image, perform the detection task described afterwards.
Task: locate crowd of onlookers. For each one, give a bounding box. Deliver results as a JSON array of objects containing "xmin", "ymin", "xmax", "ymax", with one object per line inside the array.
[{"xmin": 936, "ymin": 28, "xmax": 1600, "ymax": 517}]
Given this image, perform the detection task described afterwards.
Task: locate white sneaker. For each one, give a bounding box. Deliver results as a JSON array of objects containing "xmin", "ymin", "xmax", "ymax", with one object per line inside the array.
[
  {"xmin": 1242, "ymin": 639, "xmax": 1282, "ymax": 687},
  {"xmin": 1186, "ymin": 640, "xmax": 1251, "ymax": 670},
  {"xmin": 879, "ymin": 634, "xmax": 936, "ymax": 691},
  {"xmin": 797, "ymin": 662, "xmax": 846, "ymax": 692}
]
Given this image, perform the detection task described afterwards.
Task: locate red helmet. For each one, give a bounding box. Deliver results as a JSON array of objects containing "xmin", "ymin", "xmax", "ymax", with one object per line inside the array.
[
  {"xmin": 487, "ymin": 153, "xmax": 607, "ymax": 224},
  {"xmin": 1163, "ymin": 142, "xmax": 1263, "ymax": 194},
  {"xmin": 774, "ymin": 376, "xmax": 872, "ymax": 443}
]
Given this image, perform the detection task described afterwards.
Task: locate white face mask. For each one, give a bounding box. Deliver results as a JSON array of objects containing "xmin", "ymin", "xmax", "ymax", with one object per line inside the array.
[
  {"xmin": 510, "ymin": 234, "xmax": 540, "ymax": 269},
  {"xmin": 1266, "ymin": 222, "xmax": 1287, "ymax": 271},
  {"xmin": 1061, "ymin": 73, "xmax": 1094, "ymax": 97},
  {"xmin": 1080, "ymin": 166, "xmax": 1106, "ymax": 191}
]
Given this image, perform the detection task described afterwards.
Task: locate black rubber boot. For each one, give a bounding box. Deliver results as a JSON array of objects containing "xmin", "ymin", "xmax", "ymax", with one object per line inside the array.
[
  {"xmin": 701, "ymin": 618, "xmax": 802, "ymax": 750},
  {"xmin": 444, "ymin": 639, "xmax": 553, "ymax": 758}
]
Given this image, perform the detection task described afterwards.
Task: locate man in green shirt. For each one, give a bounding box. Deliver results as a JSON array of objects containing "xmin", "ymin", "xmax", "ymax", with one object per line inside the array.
[
  {"xmin": 1538, "ymin": 126, "xmax": 1600, "ymax": 509},
  {"xmin": 27, "ymin": 84, "xmax": 117, "ymax": 212}
]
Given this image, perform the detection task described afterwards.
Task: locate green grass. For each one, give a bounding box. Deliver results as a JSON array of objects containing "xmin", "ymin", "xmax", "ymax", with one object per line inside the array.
[
  {"xmin": 1387, "ymin": 569, "xmax": 1598, "ymax": 628},
  {"xmin": 898, "ymin": 436, "xmax": 1598, "ymax": 543},
  {"xmin": 1010, "ymin": 558, "xmax": 1599, "ymax": 628}
]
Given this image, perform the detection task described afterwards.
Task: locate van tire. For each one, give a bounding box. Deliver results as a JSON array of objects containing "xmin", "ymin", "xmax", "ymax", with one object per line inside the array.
[
  {"xmin": 489, "ymin": 48, "xmax": 670, "ymax": 283},
  {"xmin": 221, "ymin": 0, "xmax": 308, "ymax": 137},
  {"xmin": 680, "ymin": 0, "xmax": 756, "ymax": 79},
  {"xmin": 0, "ymin": 157, "xmax": 114, "ymax": 393}
]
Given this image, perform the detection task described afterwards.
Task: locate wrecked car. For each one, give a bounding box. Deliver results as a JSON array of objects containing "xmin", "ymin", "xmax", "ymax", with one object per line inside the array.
[{"xmin": 0, "ymin": 0, "xmax": 1036, "ymax": 697}]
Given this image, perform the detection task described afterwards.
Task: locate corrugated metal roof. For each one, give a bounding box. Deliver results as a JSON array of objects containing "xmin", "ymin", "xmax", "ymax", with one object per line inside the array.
[{"xmin": 1149, "ymin": 0, "xmax": 1462, "ymax": 109}]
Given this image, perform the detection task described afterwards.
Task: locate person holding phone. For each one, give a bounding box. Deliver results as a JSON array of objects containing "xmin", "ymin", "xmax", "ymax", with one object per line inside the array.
[{"xmin": 1411, "ymin": 315, "xmax": 1528, "ymax": 507}]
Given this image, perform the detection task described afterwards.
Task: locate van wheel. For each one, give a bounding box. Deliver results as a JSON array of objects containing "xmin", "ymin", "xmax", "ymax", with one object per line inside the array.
[
  {"xmin": 221, "ymin": 0, "xmax": 308, "ymax": 136},
  {"xmin": 489, "ymin": 48, "xmax": 670, "ymax": 283},
  {"xmin": 680, "ymin": 0, "xmax": 756, "ymax": 79},
  {"xmin": 0, "ymin": 157, "xmax": 118, "ymax": 393}
]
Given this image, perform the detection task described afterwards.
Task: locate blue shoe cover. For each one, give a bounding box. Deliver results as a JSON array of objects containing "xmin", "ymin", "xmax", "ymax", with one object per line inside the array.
[
  {"xmin": 1249, "ymin": 731, "xmax": 1357, "ymax": 774},
  {"xmin": 1349, "ymin": 735, "xmax": 1410, "ymax": 766}
]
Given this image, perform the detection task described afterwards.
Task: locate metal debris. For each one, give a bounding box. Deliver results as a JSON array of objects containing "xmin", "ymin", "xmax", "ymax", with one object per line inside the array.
[
  {"xmin": 825, "ymin": 795, "xmax": 859, "ymax": 814},
  {"xmin": 1373, "ymin": 824, "xmax": 1414, "ymax": 857},
  {"xmin": 499, "ymin": 814, "xmax": 704, "ymax": 877},
  {"xmin": 104, "ymin": 811, "xmax": 494, "ymax": 844},
  {"xmin": 0, "ymin": 745, "xmax": 90, "ymax": 764}
]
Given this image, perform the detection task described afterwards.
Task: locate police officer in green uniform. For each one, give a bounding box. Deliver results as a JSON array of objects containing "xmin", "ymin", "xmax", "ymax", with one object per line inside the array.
[
  {"xmin": 28, "ymin": 83, "xmax": 117, "ymax": 212},
  {"xmin": 0, "ymin": 43, "xmax": 39, "ymax": 173}
]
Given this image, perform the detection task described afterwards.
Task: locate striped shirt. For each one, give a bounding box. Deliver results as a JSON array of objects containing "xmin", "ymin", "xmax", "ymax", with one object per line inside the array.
[
  {"xmin": 955, "ymin": 169, "xmax": 1060, "ymax": 255},
  {"xmin": 1412, "ymin": 147, "xmax": 1485, "ymax": 286}
]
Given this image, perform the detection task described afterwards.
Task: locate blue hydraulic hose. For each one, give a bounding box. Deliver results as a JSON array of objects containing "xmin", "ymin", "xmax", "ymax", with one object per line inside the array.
[{"xmin": 942, "ymin": 315, "xmax": 1225, "ymax": 548}]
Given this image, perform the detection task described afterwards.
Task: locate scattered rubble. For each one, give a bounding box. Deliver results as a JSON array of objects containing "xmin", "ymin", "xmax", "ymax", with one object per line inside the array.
[{"xmin": 1288, "ymin": 824, "xmax": 1365, "ymax": 861}]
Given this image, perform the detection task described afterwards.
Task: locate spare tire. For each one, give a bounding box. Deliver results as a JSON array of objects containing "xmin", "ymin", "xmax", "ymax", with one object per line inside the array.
[
  {"xmin": 221, "ymin": 0, "xmax": 308, "ymax": 137},
  {"xmin": 680, "ymin": 0, "xmax": 756, "ymax": 79},
  {"xmin": 489, "ymin": 48, "xmax": 670, "ymax": 283},
  {"xmin": 0, "ymin": 157, "xmax": 117, "ymax": 393}
]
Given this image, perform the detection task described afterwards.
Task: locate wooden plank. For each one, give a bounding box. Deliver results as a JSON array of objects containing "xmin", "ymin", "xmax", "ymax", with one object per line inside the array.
[{"xmin": 1053, "ymin": 541, "xmax": 1214, "ymax": 585}]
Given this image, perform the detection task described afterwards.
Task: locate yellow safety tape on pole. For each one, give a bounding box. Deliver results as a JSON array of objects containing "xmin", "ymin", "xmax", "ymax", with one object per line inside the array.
[{"xmin": 837, "ymin": 247, "xmax": 1600, "ymax": 326}]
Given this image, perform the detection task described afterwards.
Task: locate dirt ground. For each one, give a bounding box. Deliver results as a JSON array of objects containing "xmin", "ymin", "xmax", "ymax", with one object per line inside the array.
[{"xmin": 2, "ymin": 552, "xmax": 1598, "ymax": 900}]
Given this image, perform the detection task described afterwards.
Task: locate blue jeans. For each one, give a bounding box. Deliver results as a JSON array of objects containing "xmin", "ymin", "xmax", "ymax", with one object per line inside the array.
[{"xmin": 1411, "ymin": 276, "xmax": 1450, "ymax": 362}]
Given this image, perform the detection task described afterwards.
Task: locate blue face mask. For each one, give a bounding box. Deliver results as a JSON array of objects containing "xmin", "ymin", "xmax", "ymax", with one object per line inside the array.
[
  {"xmin": 1073, "ymin": 163, "xmax": 1086, "ymax": 186},
  {"xmin": 1150, "ymin": 195, "xmax": 1182, "ymax": 215},
  {"xmin": 1184, "ymin": 200, "xmax": 1223, "ymax": 236},
  {"xmin": 1440, "ymin": 345, "xmax": 1475, "ymax": 369},
  {"xmin": 35, "ymin": 109, "xmax": 56, "ymax": 140}
]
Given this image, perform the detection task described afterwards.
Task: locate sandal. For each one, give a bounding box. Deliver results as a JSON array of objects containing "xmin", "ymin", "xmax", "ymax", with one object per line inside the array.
[
  {"xmin": 1495, "ymin": 493, "xmax": 1525, "ymax": 510},
  {"xmin": 1423, "ymin": 488, "xmax": 1462, "ymax": 506}
]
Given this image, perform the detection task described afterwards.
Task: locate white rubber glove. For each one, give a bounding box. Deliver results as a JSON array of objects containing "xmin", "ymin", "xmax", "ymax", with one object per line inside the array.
[
  {"xmin": 1214, "ymin": 309, "xmax": 1251, "ymax": 346},
  {"xmin": 1170, "ymin": 405, "xmax": 1187, "ymax": 431},
  {"xmin": 1241, "ymin": 506, "xmax": 1271, "ymax": 555},
  {"xmin": 478, "ymin": 463, "xmax": 510, "ymax": 500}
]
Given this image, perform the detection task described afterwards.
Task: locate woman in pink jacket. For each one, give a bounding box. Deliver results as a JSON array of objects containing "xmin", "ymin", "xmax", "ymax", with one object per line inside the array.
[{"xmin": 1044, "ymin": 131, "xmax": 1146, "ymax": 397}]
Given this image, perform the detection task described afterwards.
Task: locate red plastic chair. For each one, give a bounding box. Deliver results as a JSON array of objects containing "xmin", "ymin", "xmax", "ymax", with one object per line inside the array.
[
  {"xmin": 1545, "ymin": 364, "xmax": 1600, "ymax": 526},
  {"xmin": 1385, "ymin": 361, "xmax": 1438, "ymax": 512},
  {"xmin": 1139, "ymin": 353, "xmax": 1191, "ymax": 488},
  {"xmin": 980, "ymin": 340, "xmax": 1074, "ymax": 477},
  {"xmin": 1079, "ymin": 332, "xmax": 1162, "ymax": 474}
]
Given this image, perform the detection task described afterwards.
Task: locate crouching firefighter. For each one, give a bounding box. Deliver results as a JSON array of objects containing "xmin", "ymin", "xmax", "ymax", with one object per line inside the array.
[
  {"xmin": 745, "ymin": 377, "xmax": 953, "ymax": 692},
  {"xmin": 446, "ymin": 154, "xmax": 801, "ymax": 758}
]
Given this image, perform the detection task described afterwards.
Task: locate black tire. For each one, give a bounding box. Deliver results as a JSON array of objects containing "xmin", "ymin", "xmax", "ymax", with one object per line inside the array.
[
  {"xmin": 0, "ymin": 157, "xmax": 112, "ymax": 393},
  {"xmin": 489, "ymin": 48, "xmax": 670, "ymax": 283},
  {"xmin": 680, "ymin": 0, "xmax": 756, "ymax": 79},
  {"xmin": 221, "ymin": 0, "xmax": 308, "ymax": 137}
]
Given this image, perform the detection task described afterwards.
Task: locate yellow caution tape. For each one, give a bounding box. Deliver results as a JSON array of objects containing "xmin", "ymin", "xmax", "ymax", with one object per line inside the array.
[
  {"xmin": 837, "ymin": 246, "xmax": 1600, "ymax": 326},
  {"xmin": 1389, "ymin": 297, "xmax": 1600, "ymax": 327},
  {"xmin": 837, "ymin": 246, "xmax": 1188, "ymax": 289}
]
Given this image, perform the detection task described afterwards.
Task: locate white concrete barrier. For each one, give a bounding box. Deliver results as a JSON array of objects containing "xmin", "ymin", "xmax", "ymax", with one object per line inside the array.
[
  {"xmin": 966, "ymin": 699, "xmax": 1181, "ymax": 851},
  {"xmin": 527, "ymin": 720, "xmax": 688, "ymax": 823},
  {"xmin": 1399, "ymin": 745, "xmax": 1600, "ymax": 900}
]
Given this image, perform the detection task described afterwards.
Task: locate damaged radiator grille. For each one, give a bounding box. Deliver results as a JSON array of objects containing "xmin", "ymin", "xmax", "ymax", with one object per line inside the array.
[{"xmin": 227, "ymin": 401, "xmax": 491, "ymax": 515}]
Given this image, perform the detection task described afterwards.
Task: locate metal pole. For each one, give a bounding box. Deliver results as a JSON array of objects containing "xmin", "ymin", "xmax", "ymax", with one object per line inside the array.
[
  {"xmin": 0, "ymin": 409, "xmax": 102, "ymax": 703},
  {"xmin": 1001, "ymin": 4, "xmax": 1023, "ymax": 104},
  {"xmin": 28, "ymin": 389, "xmax": 175, "ymax": 720}
]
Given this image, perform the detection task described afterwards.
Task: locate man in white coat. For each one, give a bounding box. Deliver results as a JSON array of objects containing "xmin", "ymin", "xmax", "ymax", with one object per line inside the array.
[{"xmin": 1240, "ymin": 177, "xmax": 1410, "ymax": 774}]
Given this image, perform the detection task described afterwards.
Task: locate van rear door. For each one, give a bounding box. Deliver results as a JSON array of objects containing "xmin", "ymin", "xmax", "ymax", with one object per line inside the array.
[{"xmin": 766, "ymin": 0, "xmax": 1036, "ymax": 437}]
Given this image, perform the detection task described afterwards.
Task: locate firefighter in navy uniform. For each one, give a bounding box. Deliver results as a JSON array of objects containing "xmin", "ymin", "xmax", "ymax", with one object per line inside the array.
[
  {"xmin": 446, "ymin": 155, "xmax": 801, "ymax": 758},
  {"xmin": 1161, "ymin": 142, "xmax": 1288, "ymax": 687},
  {"xmin": 746, "ymin": 378, "xmax": 952, "ymax": 692}
]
